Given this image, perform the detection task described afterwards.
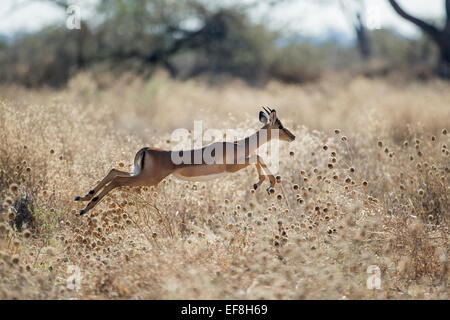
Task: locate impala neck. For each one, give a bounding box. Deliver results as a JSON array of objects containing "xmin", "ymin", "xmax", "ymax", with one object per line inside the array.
[{"xmin": 241, "ymin": 125, "xmax": 272, "ymax": 157}]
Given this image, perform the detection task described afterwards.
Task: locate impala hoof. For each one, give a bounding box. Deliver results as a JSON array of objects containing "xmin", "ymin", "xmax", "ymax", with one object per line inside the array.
[
  {"xmin": 74, "ymin": 196, "xmax": 81, "ymax": 201},
  {"xmin": 79, "ymin": 209, "xmax": 85, "ymax": 215},
  {"xmin": 253, "ymin": 184, "xmax": 258, "ymax": 190}
]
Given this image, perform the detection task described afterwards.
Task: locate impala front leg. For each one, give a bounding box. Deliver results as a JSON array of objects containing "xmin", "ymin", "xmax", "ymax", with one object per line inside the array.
[
  {"xmin": 252, "ymin": 155, "xmax": 266, "ymax": 190},
  {"xmin": 257, "ymin": 156, "xmax": 275, "ymax": 194}
]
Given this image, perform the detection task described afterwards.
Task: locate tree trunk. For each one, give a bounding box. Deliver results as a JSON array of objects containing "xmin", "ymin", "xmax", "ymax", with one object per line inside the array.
[
  {"xmin": 355, "ymin": 13, "xmax": 371, "ymax": 60},
  {"xmin": 339, "ymin": 1, "xmax": 372, "ymax": 60},
  {"xmin": 436, "ymin": 32, "xmax": 450, "ymax": 64},
  {"xmin": 75, "ymin": 21, "xmax": 90, "ymax": 69}
]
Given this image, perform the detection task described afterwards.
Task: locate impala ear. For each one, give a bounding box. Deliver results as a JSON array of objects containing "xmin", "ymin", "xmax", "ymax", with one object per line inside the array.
[
  {"xmin": 259, "ymin": 111, "xmax": 268, "ymax": 124},
  {"xmin": 269, "ymin": 109, "xmax": 277, "ymax": 125}
]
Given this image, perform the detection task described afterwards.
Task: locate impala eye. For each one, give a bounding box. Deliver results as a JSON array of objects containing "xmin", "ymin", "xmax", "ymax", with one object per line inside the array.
[{"xmin": 279, "ymin": 124, "xmax": 284, "ymax": 129}]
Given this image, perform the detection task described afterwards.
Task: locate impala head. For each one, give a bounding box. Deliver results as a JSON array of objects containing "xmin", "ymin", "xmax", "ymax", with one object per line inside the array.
[{"xmin": 259, "ymin": 107, "xmax": 295, "ymax": 142}]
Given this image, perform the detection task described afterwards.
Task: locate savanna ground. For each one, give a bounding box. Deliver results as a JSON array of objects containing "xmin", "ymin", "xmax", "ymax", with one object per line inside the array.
[{"xmin": 0, "ymin": 71, "xmax": 448, "ymax": 299}]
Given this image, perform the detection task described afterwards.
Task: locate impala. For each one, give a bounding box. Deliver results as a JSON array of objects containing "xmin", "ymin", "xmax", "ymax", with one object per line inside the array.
[{"xmin": 75, "ymin": 107, "xmax": 295, "ymax": 215}]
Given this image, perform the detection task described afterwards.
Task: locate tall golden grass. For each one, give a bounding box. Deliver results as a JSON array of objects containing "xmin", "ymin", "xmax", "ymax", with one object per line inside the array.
[{"xmin": 0, "ymin": 71, "xmax": 448, "ymax": 299}]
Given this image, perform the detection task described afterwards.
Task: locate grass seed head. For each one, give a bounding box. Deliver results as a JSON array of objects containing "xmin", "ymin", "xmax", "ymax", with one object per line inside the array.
[{"xmin": 9, "ymin": 183, "xmax": 19, "ymax": 193}]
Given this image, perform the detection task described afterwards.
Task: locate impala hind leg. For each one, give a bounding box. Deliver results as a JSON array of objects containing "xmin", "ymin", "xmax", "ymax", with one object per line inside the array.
[
  {"xmin": 74, "ymin": 169, "xmax": 130, "ymax": 201},
  {"xmin": 79, "ymin": 175, "xmax": 142, "ymax": 215}
]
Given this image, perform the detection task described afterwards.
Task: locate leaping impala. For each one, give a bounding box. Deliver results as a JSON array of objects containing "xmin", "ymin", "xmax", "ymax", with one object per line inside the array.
[{"xmin": 75, "ymin": 108, "xmax": 295, "ymax": 215}]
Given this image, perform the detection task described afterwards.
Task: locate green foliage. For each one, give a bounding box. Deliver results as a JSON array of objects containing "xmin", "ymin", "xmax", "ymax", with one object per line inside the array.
[
  {"xmin": 271, "ymin": 42, "xmax": 327, "ymax": 83},
  {"xmin": 371, "ymin": 29, "xmax": 438, "ymax": 66},
  {"xmin": 33, "ymin": 206, "xmax": 60, "ymax": 245},
  {"xmin": 172, "ymin": 19, "xmax": 279, "ymax": 83}
]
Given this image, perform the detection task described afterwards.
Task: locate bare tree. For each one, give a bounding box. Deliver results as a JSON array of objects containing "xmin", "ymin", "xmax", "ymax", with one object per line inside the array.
[{"xmin": 388, "ymin": 0, "xmax": 450, "ymax": 73}]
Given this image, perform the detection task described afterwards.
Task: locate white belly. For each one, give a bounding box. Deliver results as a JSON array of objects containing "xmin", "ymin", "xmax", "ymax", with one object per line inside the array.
[{"xmin": 173, "ymin": 172, "xmax": 228, "ymax": 182}]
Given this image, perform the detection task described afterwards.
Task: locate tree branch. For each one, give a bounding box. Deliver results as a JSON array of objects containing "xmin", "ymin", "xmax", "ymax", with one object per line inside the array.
[{"xmin": 388, "ymin": 0, "xmax": 440, "ymax": 39}]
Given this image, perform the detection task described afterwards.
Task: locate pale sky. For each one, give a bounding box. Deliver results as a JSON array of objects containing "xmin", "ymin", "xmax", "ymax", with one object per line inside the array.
[
  {"xmin": 0, "ymin": 0, "xmax": 446, "ymax": 39},
  {"xmin": 262, "ymin": 0, "xmax": 445, "ymax": 38}
]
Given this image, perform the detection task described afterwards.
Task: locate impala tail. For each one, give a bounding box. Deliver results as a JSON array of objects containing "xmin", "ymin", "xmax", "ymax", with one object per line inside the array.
[{"xmin": 133, "ymin": 147, "xmax": 147, "ymax": 176}]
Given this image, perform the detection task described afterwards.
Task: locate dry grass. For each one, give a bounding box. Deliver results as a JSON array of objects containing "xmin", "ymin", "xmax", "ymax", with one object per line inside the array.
[{"xmin": 0, "ymin": 71, "xmax": 448, "ymax": 299}]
